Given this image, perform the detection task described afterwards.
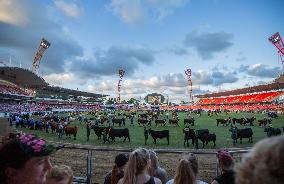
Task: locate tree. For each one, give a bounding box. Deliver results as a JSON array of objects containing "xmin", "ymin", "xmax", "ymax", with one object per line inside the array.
[{"xmin": 127, "ymin": 98, "xmax": 138, "ymax": 104}]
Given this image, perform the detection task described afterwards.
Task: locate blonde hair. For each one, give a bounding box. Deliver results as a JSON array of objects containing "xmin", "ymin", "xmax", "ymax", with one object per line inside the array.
[
  {"xmin": 148, "ymin": 150, "xmax": 158, "ymax": 175},
  {"xmin": 173, "ymin": 153, "xmax": 197, "ymax": 184},
  {"xmin": 236, "ymin": 136, "xmax": 284, "ymax": 184},
  {"xmin": 47, "ymin": 165, "xmax": 73, "ymax": 184},
  {"xmin": 121, "ymin": 148, "xmax": 150, "ymax": 184}
]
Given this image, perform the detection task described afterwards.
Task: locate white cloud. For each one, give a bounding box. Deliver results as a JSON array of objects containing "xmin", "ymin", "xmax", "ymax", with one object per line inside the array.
[
  {"xmin": 0, "ymin": 0, "xmax": 29, "ymax": 26},
  {"xmin": 54, "ymin": 0, "xmax": 81, "ymax": 18},
  {"xmin": 107, "ymin": 0, "xmax": 188, "ymax": 24},
  {"xmin": 146, "ymin": 0, "xmax": 188, "ymax": 20},
  {"xmin": 43, "ymin": 73, "xmax": 86, "ymax": 86},
  {"xmin": 239, "ymin": 64, "xmax": 281, "ymax": 78},
  {"xmin": 107, "ymin": 0, "xmax": 147, "ymax": 24}
]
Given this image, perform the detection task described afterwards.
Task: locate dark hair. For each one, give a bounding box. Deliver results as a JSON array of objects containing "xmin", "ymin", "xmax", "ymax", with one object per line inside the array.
[
  {"xmin": 111, "ymin": 153, "xmax": 129, "ymax": 184},
  {"xmin": 0, "ymin": 139, "xmax": 30, "ymax": 183},
  {"xmin": 115, "ymin": 153, "xmax": 128, "ymax": 168}
]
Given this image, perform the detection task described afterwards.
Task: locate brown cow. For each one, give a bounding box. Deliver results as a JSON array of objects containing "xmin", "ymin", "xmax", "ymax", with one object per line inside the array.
[
  {"xmin": 258, "ymin": 118, "xmax": 272, "ymax": 126},
  {"xmin": 50, "ymin": 122, "xmax": 59, "ymax": 134},
  {"xmin": 65, "ymin": 126, "xmax": 78, "ymax": 140}
]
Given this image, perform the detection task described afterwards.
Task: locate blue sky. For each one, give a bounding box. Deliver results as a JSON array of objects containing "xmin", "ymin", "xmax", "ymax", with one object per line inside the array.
[{"xmin": 0, "ymin": 0, "xmax": 284, "ymax": 102}]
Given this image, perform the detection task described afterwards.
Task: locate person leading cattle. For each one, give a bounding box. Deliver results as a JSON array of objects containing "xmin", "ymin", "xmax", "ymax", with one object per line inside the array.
[
  {"xmin": 86, "ymin": 122, "xmax": 91, "ymax": 141},
  {"xmin": 229, "ymin": 124, "xmax": 238, "ymax": 146},
  {"xmin": 144, "ymin": 127, "xmax": 148, "ymax": 145},
  {"xmin": 183, "ymin": 125, "xmax": 191, "ymax": 147}
]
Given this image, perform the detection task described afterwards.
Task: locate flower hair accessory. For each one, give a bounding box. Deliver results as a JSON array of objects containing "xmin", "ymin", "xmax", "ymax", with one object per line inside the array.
[{"xmin": 17, "ymin": 134, "xmax": 56, "ymax": 157}]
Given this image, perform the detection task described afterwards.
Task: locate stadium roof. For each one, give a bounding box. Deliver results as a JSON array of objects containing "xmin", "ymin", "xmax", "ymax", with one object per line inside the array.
[
  {"xmin": 0, "ymin": 66, "xmax": 47, "ymax": 88},
  {"xmin": 0, "ymin": 67, "xmax": 106, "ymax": 98},
  {"xmin": 38, "ymin": 86, "xmax": 106, "ymax": 98},
  {"xmin": 195, "ymin": 74, "xmax": 284, "ymax": 98}
]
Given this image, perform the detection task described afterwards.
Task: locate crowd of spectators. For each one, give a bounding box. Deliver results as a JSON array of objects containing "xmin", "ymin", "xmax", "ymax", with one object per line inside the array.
[
  {"xmin": 0, "ymin": 133, "xmax": 283, "ymax": 184},
  {"xmin": 0, "ymin": 83, "xmax": 29, "ymax": 96},
  {"xmin": 0, "ymin": 102, "xmax": 101, "ymax": 113}
]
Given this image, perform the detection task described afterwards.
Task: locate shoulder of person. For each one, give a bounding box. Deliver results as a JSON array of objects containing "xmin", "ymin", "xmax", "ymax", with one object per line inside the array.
[
  {"xmin": 154, "ymin": 177, "xmax": 162, "ymax": 184},
  {"xmin": 196, "ymin": 180, "xmax": 208, "ymax": 184},
  {"xmin": 165, "ymin": 179, "xmax": 174, "ymax": 184}
]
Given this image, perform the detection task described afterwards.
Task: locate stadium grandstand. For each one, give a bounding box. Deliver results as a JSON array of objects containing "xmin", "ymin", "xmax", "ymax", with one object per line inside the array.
[
  {"xmin": 0, "ymin": 66, "xmax": 106, "ymax": 112},
  {"xmin": 183, "ymin": 74, "xmax": 284, "ymax": 111}
]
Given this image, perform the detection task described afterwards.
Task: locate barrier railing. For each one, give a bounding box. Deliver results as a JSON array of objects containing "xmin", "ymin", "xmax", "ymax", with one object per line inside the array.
[{"xmin": 59, "ymin": 145, "xmax": 250, "ymax": 184}]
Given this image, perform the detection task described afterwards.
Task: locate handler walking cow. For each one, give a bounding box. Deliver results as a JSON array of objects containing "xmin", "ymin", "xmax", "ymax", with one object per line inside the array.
[
  {"xmin": 144, "ymin": 126, "xmax": 148, "ymax": 145},
  {"xmin": 229, "ymin": 124, "xmax": 238, "ymax": 145},
  {"xmin": 183, "ymin": 125, "xmax": 195, "ymax": 147}
]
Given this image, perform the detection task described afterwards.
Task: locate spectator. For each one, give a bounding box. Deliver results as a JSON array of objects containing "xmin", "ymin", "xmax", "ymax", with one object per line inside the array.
[
  {"xmin": 104, "ymin": 153, "xmax": 129, "ymax": 184},
  {"xmin": 148, "ymin": 150, "xmax": 167, "ymax": 184},
  {"xmin": 46, "ymin": 165, "xmax": 73, "ymax": 184},
  {"xmin": 118, "ymin": 148, "xmax": 162, "ymax": 184},
  {"xmin": 236, "ymin": 136, "xmax": 284, "ymax": 184},
  {"xmin": 0, "ymin": 133, "xmax": 55, "ymax": 184},
  {"xmin": 211, "ymin": 150, "xmax": 235, "ymax": 184},
  {"xmin": 166, "ymin": 153, "xmax": 207, "ymax": 184}
]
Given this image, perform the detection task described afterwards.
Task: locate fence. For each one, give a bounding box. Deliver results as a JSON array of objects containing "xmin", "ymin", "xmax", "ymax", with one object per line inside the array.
[{"xmin": 57, "ymin": 145, "xmax": 249, "ymax": 184}]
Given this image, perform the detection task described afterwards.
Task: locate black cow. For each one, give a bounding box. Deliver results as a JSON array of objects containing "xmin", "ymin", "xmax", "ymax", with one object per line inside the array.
[
  {"xmin": 243, "ymin": 117, "xmax": 256, "ymax": 126},
  {"xmin": 232, "ymin": 118, "xmax": 245, "ymax": 125},
  {"xmin": 268, "ymin": 112, "xmax": 278, "ymax": 119},
  {"xmin": 216, "ymin": 118, "xmax": 230, "ymax": 126},
  {"xmin": 196, "ymin": 129, "xmax": 209, "ymax": 135},
  {"xmin": 184, "ymin": 117, "xmax": 195, "ymax": 126},
  {"xmin": 148, "ymin": 129, "xmax": 169, "ymax": 145},
  {"xmin": 237, "ymin": 128, "xmax": 253, "ymax": 143},
  {"xmin": 196, "ymin": 129, "xmax": 216, "ymax": 148},
  {"xmin": 112, "ymin": 118, "xmax": 125, "ymax": 126},
  {"xmin": 91, "ymin": 125, "xmax": 106, "ymax": 139},
  {"xmin": 155, "ymin": 119, "xmax": 166, "ymax": 127},
  {"xmin": 264, "ymin": 127, "xmax": 281, "ymax": 137},
  {"xmin": 108, "ymin": 128, "xmax": 130, "ymax": 142},
  {"xmin": 137, "ymin": 118, "xmax": 151, "ymax": 126}
]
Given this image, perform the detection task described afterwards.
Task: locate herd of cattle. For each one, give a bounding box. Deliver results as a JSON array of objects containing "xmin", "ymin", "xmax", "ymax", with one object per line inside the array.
[{"xmin": 8, "ymin": 110, "xmax": 284, "ymax": 148}]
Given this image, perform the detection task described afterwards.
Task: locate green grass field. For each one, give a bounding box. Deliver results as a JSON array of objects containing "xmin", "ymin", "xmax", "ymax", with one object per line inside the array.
[{"xmin": 20, "ymin": 112, "xmax": 284, "ymax": 149}]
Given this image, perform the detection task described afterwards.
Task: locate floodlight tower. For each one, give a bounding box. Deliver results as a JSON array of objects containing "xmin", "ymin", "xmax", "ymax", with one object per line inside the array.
[
  {"xmin": 117, "ymin": 69, "xmax": 125, "ymax": 103},
  {"xmin": 32, "ymin": 38, "xmax": 50, "ymax": 72},
  {"xmin": 185, "ymin": 68, "xmax": 193, "ymax": 103},
  {"xmin": 269, "ymin": 32, "xmax": 284, "ymax": 70}
]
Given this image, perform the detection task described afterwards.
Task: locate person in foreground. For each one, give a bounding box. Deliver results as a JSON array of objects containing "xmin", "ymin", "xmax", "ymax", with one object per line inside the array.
[
  {"xmin": 235, "ymin": 136, "xmax": 284, "ymax": 184},
  {"xmin": 118, "ymin": 148, "xmax": 162, "ymax": 184},
  {"xmin": 45, "ymin": 164, "xmax": 73, "ymax": 184},
  {"xmin": 166, "ymin": 153, "xmax": 207, "ymax": 184},
  {"xmin": 211, "ymin": 150, "xmax": 235, "ymax": 184},
  {"xmin": 0, "ymin": 133, "xmax": 56, "ymax": 184},
  {"xmin": 148, "ymin": 150, "xmax": 167, "ymax": 184},
  {"xmin": 104, "ymin": 153, "xmax": 129, "ymax": 184}
]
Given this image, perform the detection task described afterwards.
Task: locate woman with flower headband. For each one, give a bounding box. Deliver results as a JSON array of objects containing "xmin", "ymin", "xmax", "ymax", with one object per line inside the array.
[{"xmin": 0, "ymin": 133, "xmax": 58, "ymax": 184}]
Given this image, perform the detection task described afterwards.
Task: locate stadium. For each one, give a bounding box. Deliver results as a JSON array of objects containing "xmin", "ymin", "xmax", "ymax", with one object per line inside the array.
[
  {"xmin": 1, "ymin": 1, "xmax": 284, "ymax": 184},
  {"xmin": 1, "ymin": 64, "xmax": 284, "ymax": 183}
]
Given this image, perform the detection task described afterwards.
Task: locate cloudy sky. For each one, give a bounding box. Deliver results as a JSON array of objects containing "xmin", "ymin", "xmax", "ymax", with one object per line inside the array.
[{"xmin": 0, "ymin": 0, "xmax": 284, "ymax": 102}]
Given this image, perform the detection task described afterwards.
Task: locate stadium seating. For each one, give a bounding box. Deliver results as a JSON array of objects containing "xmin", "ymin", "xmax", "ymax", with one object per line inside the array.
[
  {"xmin": 0, "ymin": 83, "xmax": 29, "ymax": 96},
  {"xmin": 196, "ymin": 91, "xmax": 284, "ymax": 105}
]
